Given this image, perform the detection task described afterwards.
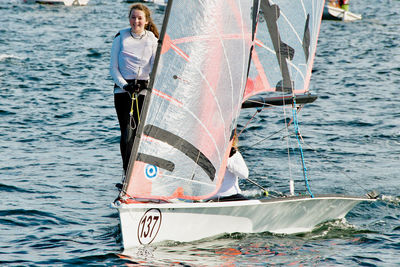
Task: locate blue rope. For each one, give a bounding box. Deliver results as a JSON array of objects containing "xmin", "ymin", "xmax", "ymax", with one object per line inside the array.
[{"xmin": 292, "ymin": 99, "xmax": 314, "ymax": 198}]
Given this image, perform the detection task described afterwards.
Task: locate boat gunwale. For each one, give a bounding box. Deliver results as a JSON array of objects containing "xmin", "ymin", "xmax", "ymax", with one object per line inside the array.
[{"xmin": 114, "ymin": 194, "xmax": 375, "ymax": 210}]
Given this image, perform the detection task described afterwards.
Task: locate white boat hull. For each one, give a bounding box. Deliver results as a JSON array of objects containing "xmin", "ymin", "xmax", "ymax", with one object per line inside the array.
[
  {"xmin": 24, "ymin": 0, "xmax": 89, "ymax": 6},
  {"xmin": 115, "ymin": 195, "xmax": 373, "ymax": 250},
  {"xmin": 322, "ymin": 5, "xmax": 362, "ymax": 21}
]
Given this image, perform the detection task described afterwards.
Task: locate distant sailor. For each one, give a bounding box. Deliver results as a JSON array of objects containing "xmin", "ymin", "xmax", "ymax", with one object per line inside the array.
[
  {"xmin": 339, "ymin": 0, "xmax": 350, "ymax": 11},
  {"xmin": 211, "ymin": 132, "xmax": 249, "ymax": 201},
  {"xmin": 330, "ymin": 0, "xmax": 350, "ymax": 11},
  {"xmin": 110, "ymin": 4, "xmax": 159, "ymax": 174}
]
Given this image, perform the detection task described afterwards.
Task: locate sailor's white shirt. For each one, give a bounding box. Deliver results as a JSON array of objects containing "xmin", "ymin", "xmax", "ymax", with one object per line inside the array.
[
  {"xmin": 110, "ymin": 28, "xmax": 158, "ymax": 93},
  {"xmin": 215, "ymin": 151, "xmax": 249, "ymax": 198}
]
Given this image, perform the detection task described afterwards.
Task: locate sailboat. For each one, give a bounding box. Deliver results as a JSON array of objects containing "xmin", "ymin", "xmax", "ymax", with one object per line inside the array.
[
  {"xmin": 113, "ymin": 0, "xmax": 375, "ymax": 250},
  {"xmin": 125, "ymin": 0, "xmax": 168, "ymax": 7},
  {"xmin": 23, "ymin": 0, "xmax": 90, "ymax": 6},
  {"xmin": 322, "ymin": 0, "xmax": 362, "ymax": 21}
]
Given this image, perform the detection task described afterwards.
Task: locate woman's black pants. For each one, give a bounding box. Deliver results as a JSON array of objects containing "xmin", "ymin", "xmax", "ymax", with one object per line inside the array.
[{"xmin": 114, "ymin": 92, "xmax": 144, "ymax": 173}]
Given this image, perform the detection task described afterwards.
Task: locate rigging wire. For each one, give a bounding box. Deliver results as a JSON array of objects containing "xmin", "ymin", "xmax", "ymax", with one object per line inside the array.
[
  {"xmin": 239, "ymin": 102, "xmax": 376, "ymax": 198},
  {"xmin": 238, "ymin": 106, "xmax": 272, "ymax": 137},
  {"xmin": 292, "ymin": 98, "xmax": 314, "ymax": 198},
  {"xmin": 302, "ymin": 141, "xmax": 371, "ymax": 194},
  {"xmin": 238, "ymin": 99, "xmax": 316, "ymax": 198},
  {"xmin": 244, "ymin": 176, "xmax": 285, "ymax": 198},
  {"xmin": 238, "ymin": 108, "xmax": 265, "ymax": 137},
  {"xmin": 240, "ymin": 123, "xmax": 290, "ymax": 153},
  {"xmin": 238, "ymin": 104, "xmax": 295, "ymax": 152},
  {"xmin": 283, "ymin": 100, "xmax": 295, "ymax": 195}
]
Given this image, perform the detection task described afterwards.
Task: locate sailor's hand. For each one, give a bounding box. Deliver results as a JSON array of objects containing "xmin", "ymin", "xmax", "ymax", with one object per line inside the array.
[{"xmin": 123, "ymin": 83, "xmax": 137, "ymax": 95}]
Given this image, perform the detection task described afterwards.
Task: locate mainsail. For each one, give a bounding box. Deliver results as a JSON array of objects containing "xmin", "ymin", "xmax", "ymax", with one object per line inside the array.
[
  {"xmin": 244, "ymin": 0, "xmax": 325, "ymax": 100},
  {"xmin": 122, "ymin": 0, "xmax": 259, "ymax": 200}
]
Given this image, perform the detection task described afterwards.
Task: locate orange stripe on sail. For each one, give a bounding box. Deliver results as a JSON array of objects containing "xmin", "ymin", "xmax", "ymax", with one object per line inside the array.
[
  {"xmin": 152, "ymin": 88, "xmax": 183, "ymax": 107},
  {"xmin": 172, "ymin": 33, "xmax": 252, "ymax": 45},
  {"xmin": 161, "ymin": 34, "xmax": 190, "ymax": 61},
  {"xmin": 126, "ymin": 161, "xmax": 153, "ymax": 197},
  {"xmin": 255, "ymin": 38, "xmax": 263, "ymax": 47},
  {"xmin": 170, "ymin": 33, "xmax": 253, "ymax": 62},
  {"xmin": 170, "ymin": 42, "xmax": 190, "ymax": 61},
  {"xmin": 160, "ymin": 34, "xmax": 172, "ymax": 55}
]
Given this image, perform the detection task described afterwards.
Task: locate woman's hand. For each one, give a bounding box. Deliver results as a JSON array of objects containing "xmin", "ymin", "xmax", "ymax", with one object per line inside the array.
[{"xmin": 123, "ymin": 83, "xmax": 138, "ymax": 94}]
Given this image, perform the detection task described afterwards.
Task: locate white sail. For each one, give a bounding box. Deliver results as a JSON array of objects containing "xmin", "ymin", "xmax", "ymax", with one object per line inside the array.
[
  {"xmin": 123, "ymin": 0, "xmax": 259, "ymax": 201},
  {"xmin": 244, "ymin": 0, "xmax": 325, "ymax": 100}
]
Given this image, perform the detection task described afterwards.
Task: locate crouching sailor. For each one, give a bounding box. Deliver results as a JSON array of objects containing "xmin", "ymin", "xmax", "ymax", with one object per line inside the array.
[{"xmin": 210, "ymin": 133, "xmax": 249, "ymax": 201}]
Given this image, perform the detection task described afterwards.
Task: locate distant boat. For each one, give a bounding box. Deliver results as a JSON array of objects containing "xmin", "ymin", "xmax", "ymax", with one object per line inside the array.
[
  {"xmin": 322, "ymin": 2, "xmax": 362, "ymax": 21},
  {"xmin": 23, "ymin": 0, "xmax": 89, "ymax": 6},
  {"xmin": 113, "ymin": 0, "xmax": 376, "ymax": 251},
  {"xmin": 124, "ymin": 0, "xmax": 167, "ymax": 7}
]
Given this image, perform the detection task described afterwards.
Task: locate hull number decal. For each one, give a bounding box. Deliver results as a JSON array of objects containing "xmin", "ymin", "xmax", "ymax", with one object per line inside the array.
[{"xmin": 137, "ymin": 208, "xmax": 162, "ymax": 245}]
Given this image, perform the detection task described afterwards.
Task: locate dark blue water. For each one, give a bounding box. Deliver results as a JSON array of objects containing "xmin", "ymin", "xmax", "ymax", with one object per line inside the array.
[{"xmin": 1, "ymin": 0, "xmax": 399, "ymax": 265}]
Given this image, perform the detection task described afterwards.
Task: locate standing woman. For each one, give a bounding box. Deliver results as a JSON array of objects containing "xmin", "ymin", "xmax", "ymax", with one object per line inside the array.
[{"xmin": 110, "ymin": 4, "xmax": 159, "ymax": 174}]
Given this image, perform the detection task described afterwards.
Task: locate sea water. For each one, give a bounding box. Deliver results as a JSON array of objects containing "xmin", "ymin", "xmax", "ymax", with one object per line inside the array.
[{"xmin": 1, "ymin": 0, "xmax": 399, "ymax": 265}]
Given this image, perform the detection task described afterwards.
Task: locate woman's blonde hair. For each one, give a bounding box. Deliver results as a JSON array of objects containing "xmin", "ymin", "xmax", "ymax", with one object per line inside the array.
[{"xmin": 129, "ymin": 4, "xmax": 160, "ymax": 38}]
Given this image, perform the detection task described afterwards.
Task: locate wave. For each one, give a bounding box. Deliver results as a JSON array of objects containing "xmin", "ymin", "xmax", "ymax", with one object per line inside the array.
[
  {"xmin": 0, "ymin": 54, "xmax": 24, "ymax": 61},
  {"xmin": 0, "ymin": 183, "xmax": 34, "ymax": 193}
]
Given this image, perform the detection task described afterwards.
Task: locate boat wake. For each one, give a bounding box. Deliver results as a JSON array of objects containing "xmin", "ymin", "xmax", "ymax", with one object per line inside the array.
[
  {"xmin": 295, "ymin": 218, "xmax": 375, "ymax": 240},
  {"xmin": 118, "ymin": 218, "xmax": 374, "ymax": 266}
]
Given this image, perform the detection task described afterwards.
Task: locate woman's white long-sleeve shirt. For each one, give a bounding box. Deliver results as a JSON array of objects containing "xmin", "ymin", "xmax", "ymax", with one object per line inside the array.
[
  {"xmin": 110, "ymin": 28, "xmax": 158, "ymax": 93},
  {"xmin": 214, "ymin": 151, "xmax": 249, "ymax": 198}
]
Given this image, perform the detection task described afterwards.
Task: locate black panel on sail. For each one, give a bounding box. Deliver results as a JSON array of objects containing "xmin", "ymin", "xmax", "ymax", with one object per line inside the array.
[
  {"xmin": 303, "ymin": 14, "xmax": 311, "ymax": 62},
  {"xmin": 142, "ymin": 124, "xmax": 216, "ymax": 181},
  {"xmin": 260, "ymin": 0, "xmax": 295, "ymax": 93},
  {"xmin": 136, "ymin": 153, "xmax": 175, "ymax": 172}
]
